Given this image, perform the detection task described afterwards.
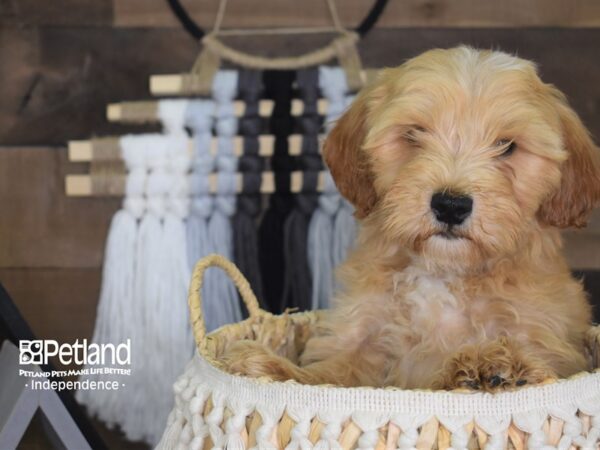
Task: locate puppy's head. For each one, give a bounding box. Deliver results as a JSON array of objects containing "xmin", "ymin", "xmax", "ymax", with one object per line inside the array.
[{"xmin": 324, "ymin": 47, "xmax": 600, "ymax": 270}]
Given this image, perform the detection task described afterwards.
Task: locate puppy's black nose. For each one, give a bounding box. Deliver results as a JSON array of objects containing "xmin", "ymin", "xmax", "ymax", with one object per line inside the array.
[{"xmin": 430, "ymin": 192, "xmax": 473, "ymax": 225}]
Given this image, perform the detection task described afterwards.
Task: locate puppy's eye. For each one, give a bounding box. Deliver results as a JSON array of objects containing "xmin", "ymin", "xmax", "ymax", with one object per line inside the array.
[
  {"xmin": 495, "ymin": 139, "xmax": 517, "ymax": 157},
  {"xmin": 403, "ymin": 126, "xmax": 426, "ymax": 146}
]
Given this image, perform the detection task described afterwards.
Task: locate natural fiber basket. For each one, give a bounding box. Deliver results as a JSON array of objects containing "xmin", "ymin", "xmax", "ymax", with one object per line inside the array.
[{"xmin": 157, "ymin": 255, "xmax": 600, "ymax": 450}]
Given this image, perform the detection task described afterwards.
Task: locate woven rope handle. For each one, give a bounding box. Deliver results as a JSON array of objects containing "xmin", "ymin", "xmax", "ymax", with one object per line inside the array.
[{"xmin": 188, "ymin": 254, "xmax": 264, "ymax": 347}]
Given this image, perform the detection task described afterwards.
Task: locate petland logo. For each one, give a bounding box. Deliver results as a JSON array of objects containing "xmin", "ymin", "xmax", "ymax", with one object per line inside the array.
[{"xmin": 19, "ymin": 339, "xmax": 131, "ymax": 366}]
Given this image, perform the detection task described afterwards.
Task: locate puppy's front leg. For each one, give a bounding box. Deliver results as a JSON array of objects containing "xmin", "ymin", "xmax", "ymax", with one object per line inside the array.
[
  {"xmin": 222, "ymin": 340, "xmax": 326, "ymax": 384},
  {"xmin": 435, "ymin": 337, "xmax": 557, "ymax": 392}
]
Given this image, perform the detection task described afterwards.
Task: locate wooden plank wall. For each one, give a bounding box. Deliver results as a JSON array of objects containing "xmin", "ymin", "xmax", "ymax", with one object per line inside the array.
[
  {"xmin": 2, "ymin": 0, "xmax": 600, "ymax": 343},
  {"xmin": 1, "ymin": 0, "xmax": 600, "ymax": 431}
]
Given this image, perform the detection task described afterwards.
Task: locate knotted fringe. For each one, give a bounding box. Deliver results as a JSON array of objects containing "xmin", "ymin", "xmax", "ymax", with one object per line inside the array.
[
  {"xmin": 153, "ymin": 133, "xmax": 193, "ymax": 443},
  {"xmin": 307, "ymin": 66, "xmax": 358, "ymax": 309},
  {"xmin": 259, "ymin": 70, "xmax": 296, "ymax": 313},
  {"xmin": 232, "ymin": 70, "xmax": 265, "ymax": 308},
  {"xmin": 204, "ymin": 71, "xmax": 242, "ymax": 330},
  {"xmin": 281, "ymin": 68, "xmax": 321, "ymax": 312},
  {"xmin": 185, "ymin": 99, "xmax": 215, "ymax": 272},
  {"xmin": 129, "ymin": 135, "xmax": 171, "ymax": 443},
  {"xmin": 308, "ymin": 173, "xmax": 340, "ymax": 310},
  {"xmin": 75, "ymin": 135, "xmax": 147, "ymax": 435}
]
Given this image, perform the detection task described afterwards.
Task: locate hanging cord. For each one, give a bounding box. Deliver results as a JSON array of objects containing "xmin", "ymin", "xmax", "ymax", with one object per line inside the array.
[{"xmin": 166, "ymin": 0, "xmax": 389, "ymax": 40}]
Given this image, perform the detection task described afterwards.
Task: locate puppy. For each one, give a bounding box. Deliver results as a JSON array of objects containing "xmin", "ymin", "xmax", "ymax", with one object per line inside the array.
[{"xmin": 225, "ymin": 47, "xmax": 600, "ymax": 391}]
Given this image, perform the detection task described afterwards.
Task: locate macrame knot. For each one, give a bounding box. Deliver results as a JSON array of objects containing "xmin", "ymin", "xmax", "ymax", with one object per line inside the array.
[
  {"xmin": 168, "ymin": 150, "xmax": 193, "ymax": 175},
  {"xmin": 216, "ymin": 153, "xmax": 238, "ymax": 172},
  {"xmin": 318, "ymin": 193, "xmax": 341, "ymax": 216},
  {"xmin": 212, "ymin": 70, "xmax": 239, "ymax": 103},
  {"xmin": 314, "ymin": 411, "xmax": 345, "ymax": 450},
  {"xmin": 124, "ymin": 197, "xmax": 146, "ymax": 219},
  {"xmin": 206, "ymin": 399, "xmax": 225, "ymax": 448},
  {"xmin": 159, "ymin": 99, "xmax": 189, "ymax": 134},
  {"xmin": 391, "ymin": 414, "xmax": 430, "ymax": 449},
  {"xmin": 145, "ymin": 139, "xmax": 169, "ymax": 171},
  {"xmin": 189, "ymin": 391, "xmax": 208, "ymax": 415},
  {"xmin": 215, "ymin": 194, "xmax": 236, "ymax": 216},
  {"xmin": 286, "ymin": 407, "xmax": 317, "ymax": 450},
  {"xmin": 191, "ymin": 197, "xmax": 214, "ymax": 218},
  {"xmin": 185, "ymin": 100, "xmax": 215, "ymax": 133},
  {"xmin": 125, "ymin": 167, "xmax": 147, "ymax": 195},
  {"xmin": 120, "ymin": 134, "xmax": 151, "ymax": 169},
  {"xmin": 215, "ymin": 115, "xmax": 238, "ymax": 136},
  {"xmin": 352, "ymin": 413, "xmax": 389, "ymax": 450},
  {"xmin": 216, "ymin": 172, "xmax": 238, "ymax": 200}
]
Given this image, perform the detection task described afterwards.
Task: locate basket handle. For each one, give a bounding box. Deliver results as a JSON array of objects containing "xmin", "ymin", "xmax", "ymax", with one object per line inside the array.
[{"xmin": 188, "ymin": 254, "xmax": 265, "ymax": 347}]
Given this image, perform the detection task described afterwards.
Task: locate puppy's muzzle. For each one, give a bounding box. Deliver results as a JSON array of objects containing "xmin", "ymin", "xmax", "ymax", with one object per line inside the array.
[{"xmin": 431, "ymin": 192, "xmax": 473, "ymax": 226}]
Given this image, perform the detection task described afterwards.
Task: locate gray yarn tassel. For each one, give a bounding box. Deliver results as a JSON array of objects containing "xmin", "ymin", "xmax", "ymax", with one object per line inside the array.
[
  {"xmin": 185, "ymin": 100, "xmax": 215, "ymax": 271},
  {"xmin": 203, "ymin": 71, "xmax": 242, "ymax": 330},
  {"xmin": 307, "ymin": 67, "xmax": 358, "ymax": 309}
]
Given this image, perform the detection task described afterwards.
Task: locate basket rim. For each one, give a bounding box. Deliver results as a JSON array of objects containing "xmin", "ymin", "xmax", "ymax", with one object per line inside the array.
[{"xmin": 192, "ymin": 352, "xmax": 600, "ymax": 416}]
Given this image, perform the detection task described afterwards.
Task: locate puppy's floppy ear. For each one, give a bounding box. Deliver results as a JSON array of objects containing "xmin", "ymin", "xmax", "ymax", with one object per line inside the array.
[
  {"xmin": 538, "ymin": 88, "xmax": 600, "ymax": 228},
  {"xmin": 322, "ymin": 90, "xmax": 378, "ymax": 219}
]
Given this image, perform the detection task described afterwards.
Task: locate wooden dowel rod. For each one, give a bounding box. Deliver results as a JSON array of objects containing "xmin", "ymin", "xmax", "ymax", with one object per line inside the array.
[
  {"xmin": 106, "ymin": 98, "xmax": 331, "ymax": 122},
  {"xmin": 65, "ymin": 171, "xmax": 327, "ymax": 197},
  {"xmin": 68, "ymin": 134, "xmax": 323, "ymax": 162},
  {"xmin": 150, "ymin": 69, "xmax": 380, "ymax": 96}
]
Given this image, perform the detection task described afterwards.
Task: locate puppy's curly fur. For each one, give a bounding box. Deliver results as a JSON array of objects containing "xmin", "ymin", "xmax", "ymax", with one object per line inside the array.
[{"xmin": 225, "ymin": 47, "xmax": 600, "ymax": 391}]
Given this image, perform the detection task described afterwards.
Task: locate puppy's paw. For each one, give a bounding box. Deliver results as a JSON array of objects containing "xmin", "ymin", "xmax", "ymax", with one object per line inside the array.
[
  {"xmin": 436, "ymin": 339, "xmax": 556, "ymax": 392},
  {"xmin": 221, "ymin": 340, "xmax": 300, "ymax": 382}
]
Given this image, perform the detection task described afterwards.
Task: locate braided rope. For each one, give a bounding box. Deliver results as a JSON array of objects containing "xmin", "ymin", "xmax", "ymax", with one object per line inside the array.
[
  {"xmin": 201, "ymin": 31, "xmax": 359, "ymax": 71},
  {"xmin": 188, "ymin": 254, "xmax": 265, "ymax": 347}
]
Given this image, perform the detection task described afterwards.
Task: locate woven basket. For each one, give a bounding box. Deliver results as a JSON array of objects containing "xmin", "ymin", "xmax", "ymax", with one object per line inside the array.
[{"xmin": 157, "ymin": 255, "xmax": 600, "ymax": 450}]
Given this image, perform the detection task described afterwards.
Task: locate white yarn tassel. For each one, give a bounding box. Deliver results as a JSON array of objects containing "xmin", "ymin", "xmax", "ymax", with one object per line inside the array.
[
  {"xmin": 126, "ymin": 137, "xmax": 171, "ymax": 443},
  {"xmin": 75, "ymin": 135, "xmax": 146, "ymax": 430},
  {"xmin": 149, "ymin": 134, "xmax": 193, "ymax": 444}
]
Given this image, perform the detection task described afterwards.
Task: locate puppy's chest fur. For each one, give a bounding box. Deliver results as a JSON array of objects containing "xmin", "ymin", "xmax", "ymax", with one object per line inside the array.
[{"xmin": 387, "ymin": 266, "xmax": 497, "ymax": 350}]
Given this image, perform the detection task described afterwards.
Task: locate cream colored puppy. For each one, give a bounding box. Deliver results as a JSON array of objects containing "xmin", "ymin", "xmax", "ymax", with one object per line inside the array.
[{"xmin": 225, "ymin": 47, "xmax": 600, "ymax": 391}]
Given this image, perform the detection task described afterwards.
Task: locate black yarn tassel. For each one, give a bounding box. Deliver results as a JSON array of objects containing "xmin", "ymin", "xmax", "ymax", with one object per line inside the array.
[
  {"xmin": 280, "ymin": 68, "xmax": 322, "ymax": 312},
  {"xmin": 233, "ymin": 70, "xmax": 266, "ymax": 312},
  {"xmin": 258, "ymin": 70, "xmax": 296, "ymax": 314}
]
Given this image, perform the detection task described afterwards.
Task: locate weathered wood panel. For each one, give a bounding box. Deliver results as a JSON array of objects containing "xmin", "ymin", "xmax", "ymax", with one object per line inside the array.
[
  {"xmin": 0, "ymin": 0, "xmax": 112, "ymax": 26},
  {"xmin": 113, "ymin": 0, "xmax": 600, "ymax": 29},
  {"xmin": 0, "ymin": 147, "xmax": 119, "ymax": 268},
  {"xmin": 2, "ymin": 27, "xmax": 600, "ymax": 146},
  {"xmin": 0, "ymin": 268, "xmax": 101, "ymax": 350},
  {"xmin": 564, "ymin": 232, "xmax": 600, "ymax": 270}
]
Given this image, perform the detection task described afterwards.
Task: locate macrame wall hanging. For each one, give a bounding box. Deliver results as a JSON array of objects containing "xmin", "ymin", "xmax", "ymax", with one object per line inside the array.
[{"xmin": 65, "ymin": 0, "xmax": 389, "ymax": 444}]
